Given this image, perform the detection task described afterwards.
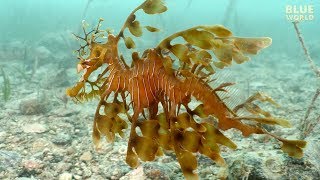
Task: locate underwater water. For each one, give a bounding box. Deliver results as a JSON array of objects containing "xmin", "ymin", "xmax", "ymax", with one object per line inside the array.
[{"xmin": 0, "ymin": 0, "xmax": 320, "ymax": 179}]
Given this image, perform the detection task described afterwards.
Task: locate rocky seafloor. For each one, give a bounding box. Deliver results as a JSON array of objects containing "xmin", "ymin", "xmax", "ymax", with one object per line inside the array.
[{"xmin": 0, "ymin": 33, "xmax": 319, "ymax": 180}]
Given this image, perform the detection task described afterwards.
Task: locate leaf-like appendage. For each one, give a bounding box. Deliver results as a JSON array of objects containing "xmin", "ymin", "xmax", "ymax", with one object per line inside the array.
[
  {"xmin": 126, "ymin": 147, "xmax": 139, "ymax": 168},
  {"xmin": 176, "ymin": 113, "xmax": 206, "ymax": 132},
  {"xmin": 175, "ymin": 144, "xmax": 198, "ymax": 179},
  {"xmin": 202, "ymin": 122, "xmax": 237, "ymax": 150},
  {"xmin": 66, "ymin": 82, "xmax": 85, "ymax": 97},
  {"xmin": 179, "ymin": 70, "xmax": 194, "ymax": 78},
  {"xmin": 213, "ymin": 61, "xmax": 229, "ymax": 69},
  {"xmin": 234, "ymin": 92, "xmax": 279, "ymax": 113},
  {"xmin": 234, "ymin": 37, "xmax": 272, "ymax": 54},
  {"xmin": 214, "ymin": 82, "xmax": 235, "ymax": 92},
  {"xmin": 170, "ymin": 44, "xmax": 190, "ymax": 63},
  {"xmin": 254, "ymin": 92, "xmax": 280, "ymax": 107},
  {"xmin": 192, "ymin": 104, "xmax": 208, "ymax": 118},
  {"xmin": 199, "ymin": 144, "xmax": 226, "ymax": 166},
  {"xmin": 190, "ymin": 50, "xmax": 211, "ymax": 66},
  {"xmin": 104, "ymin": 102, "xmax": 126, "ymax": 118},
  {"xmin": 112, "ymin": 116, "xmax": 128, "ymax": 137},
  {"xmin": 182, "ymin": 29, "xmax": 216, "ymax": 49},
  {"xmin": 280, "ymin": 139, "xmax": 307, "ymax": 158},
  {"xmin": 138, "ymin": 120, "xmax": 160, "ymax": 139},
  {"xmin": 94, "ymin": 115, "xmax": 115, "ymax": 142},
  {"xmin": 203, "ymin": 25, "xmax": 232, "ymax": 37},
  {"xmin": 232, "ymin": 48, "xmax": 250, "ymax": 64},
  {"xmin": 124, "ymin": 36, "xmax": 136, "ymax": 49},
  {"xmin": 157, "ymin": 25, "xmax": 273, "ymax": 78},
  {"xmin": 142, "ymin": 0, "xmax": 167, "ymax": 14},
  {"xmin": 133, "ymin": 136, "xmax": 159, "ymax": 161},
  {"xmin": 162, "ymin": 56, "xmax": 174, "ymax": 75},
  {"xmin": 180, "ymin": 131, "xmax": 201, "ymax": 152},
  {"xmin": 128, "ymin": 21, "xmax": 143, "ymax": 37},
  {"xmin": 159, "ymin": 133, "xmax": 172, "ymax": 150},
  {"xmin": 196, "ymin": 50, "xmax": 212, "ymax": 62},
  {"xmin": 92, "ymin": 121, "xmax": 101, "ymax": 148},
  {"xmin": 157, "ymin": 113, "xmax": 169, "ymax": 130},
  {"xmin": 234, "ymin": 116, "xmax": 292, "ymax": 128},
  {"xmin": 211, "ymin": 40, "xmax": 233, "ymax": 65},
  {"xmin": 176, "ymin": 113, "xmax": 192, "ymax": 129},
  {"xmin": 145, "ymin": 26, "xmax": 160, "ymax": 32}
]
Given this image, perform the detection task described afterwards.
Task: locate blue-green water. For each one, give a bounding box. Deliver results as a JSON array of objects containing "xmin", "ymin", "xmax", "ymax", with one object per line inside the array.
[{"xmin": 1, "ymin": 0, "xmax": 319, "ymax": 48}]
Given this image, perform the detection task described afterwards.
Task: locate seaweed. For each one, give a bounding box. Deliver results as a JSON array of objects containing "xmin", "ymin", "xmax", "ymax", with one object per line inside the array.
[
  {"xmin": 293, "ymin": 21, "xmax": 320, "ymax": 139},
  {"xmin": 0, "ymin": 66, "xmax": 11, "ymax": 102},
  {"xmin": 67, "ymin": 0, "xmax": 306, "ymax": 179}
]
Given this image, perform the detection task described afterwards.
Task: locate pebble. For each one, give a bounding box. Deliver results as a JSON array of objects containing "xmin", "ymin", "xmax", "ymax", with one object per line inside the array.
[
  {"xmin": 19, "ymin": 99, "xmax": 48, "ymax": 115},
  {"xmin": 144, "ymin": 163, "xmax": 172, "ymax": 179},
  {"xmin": 82, "ymin": 167, "xmax": 92, "ymax": 178},
  {"xmin": 160, "ymin": 156, "xmax": 172, "ymax": 163},
  {"xmin": 118, "ymin": 145, "xmax": 127, "ymax": 155},
  {"xmin": 120, "ymin": 166, "xmax": 146, "ymax": 180},
  {"xmin": 16, "ymin": 178, "xmax": 37, "ymax": 180},
  {"xmin": 56, "ymin": 162, "xmax": 71, "ymax": 172},
  {"xmin": 22, "ymin": 159, "xmax": 43, "ymax": 171},
  {"xmin": 22, "ymin": 123, "xmax": 47, "ymax": 133},
  {"xmin": 59, "ymin": 172, "xmax": 73, "ymax": 180},
  {"xmin": 52, "ymin": 133, "xmax": 72, "ymax": 145},
  {"xmin": 0, "ymin": 150, "xmax": 21, "ymax": 171},
  {"xmin": 73, "ymin": 175, "xmax": 82, "ymax": 180},
  {"xmin": 32, "ymin": 138, "xmax": 51, "ymax": 152},
  {"xmin": 66, "ymin": 147, "xmax": 75, "ymax": 155},
  {"xmin": 80, "ymin": 151, "xmax": 92, "ymax": 161},
  {"xmin": 0, "ymin": 131, "xmax": 6, "ymax": 142}
]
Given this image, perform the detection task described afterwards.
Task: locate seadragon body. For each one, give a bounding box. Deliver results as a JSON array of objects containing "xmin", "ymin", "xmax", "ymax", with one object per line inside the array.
[{"xmin": 67, "ymin": 0, "xmax": 306, "ymax": 179}]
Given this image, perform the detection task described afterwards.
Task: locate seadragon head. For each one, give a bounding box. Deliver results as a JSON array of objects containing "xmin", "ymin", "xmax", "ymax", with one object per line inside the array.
[{"xmin": 66, "ymin": 19, "xmax": 124, "ymax": 100}]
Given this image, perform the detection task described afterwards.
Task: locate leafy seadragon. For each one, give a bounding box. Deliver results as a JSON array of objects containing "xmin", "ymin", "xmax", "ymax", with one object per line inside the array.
[{"xmin": 66, "ymin": 0, "xmax": 306, "ymax": 179}]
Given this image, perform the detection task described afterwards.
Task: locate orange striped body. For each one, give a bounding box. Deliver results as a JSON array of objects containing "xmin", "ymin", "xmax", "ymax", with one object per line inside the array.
[{"xmin": 106, "ymin": 49, "xmax": 231, "ymax": 121}]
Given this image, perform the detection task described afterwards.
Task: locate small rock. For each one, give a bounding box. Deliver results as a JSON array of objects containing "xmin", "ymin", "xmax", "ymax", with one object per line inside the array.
[
  {"xmin": 120, "ymin": 166, "xmax": 146, "ymax": 180},
  {"xmin": 80, "ymin": 151, "xmax": 92, "ymax": 161},
  {"xmin": 32, "ymin": 138, "xmax": 51, "ymax": 152},
  {"xmin": 59, "ymin": 172, "xmax": 73, "ymax": 180},
  {"xmin": 52, "ymin": 133, "xmax": 72, "ymax": 145},
  {"xmin": 160, "ymin": 156, "xmax": 173, "ymax": 163},
  {"xmin": 82, "ymin": 167, "xmax": 92, "ymax": 178},
  {"xmin": 105, "ymin": 162, "xmax": 130, "ymax": 179},
  {"xmin": 73, "ymin": 175, "xmax": 82, "ymax": 180},
  {"xmin": 23, "ymin": 123, "xmax": 47, "ymax": 133},
  {"xmin": 144, "ymin": 163, "xmax": 171, "ymax": 180},
  {"xmin": 0, "ymin": 150, "xmax": 21, "ymax": 172},
  {"xmin": 56, "ymin": 162, "xmax": 72, "ymax": 172},
  {"xmin": 118, "ymin": 145, "xmax": 127, "ymax": 155},
  {"xmin": 22, "ymin": 159, "xmax": 43, "ymax": 172},
  {"xmin": 66, "ymin": 147, "xmax": 75, "ymax": 155},
  {"xmin": 16, "ymin": 178, "xmax": 37, "ymax": 180},
  {"xmin": 0, "ymin": 131, "xmax": 7, "ymax": 143},
  {"xmin": 19, "ymin": 99, "xmax": 48, "ymax": 115},
  {"xmin": 49, "ymin": 153, "xmax": 64, "ymax": 163}
]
